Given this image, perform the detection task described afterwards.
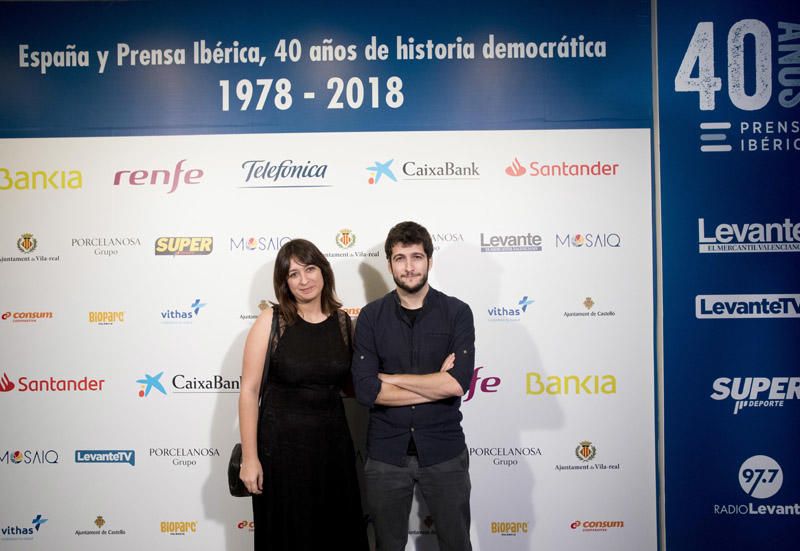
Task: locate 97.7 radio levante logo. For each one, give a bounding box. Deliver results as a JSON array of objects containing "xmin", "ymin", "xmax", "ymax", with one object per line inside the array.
[
  {"xmin": 714, "ymin": 455, "xmax": 799, "ymax": 516},
  {"xmin": 674, "ymin": 19, "xmax": 799, "ymax": 153}
]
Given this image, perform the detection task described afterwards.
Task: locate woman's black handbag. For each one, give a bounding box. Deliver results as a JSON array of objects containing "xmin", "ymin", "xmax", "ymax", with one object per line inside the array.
[{"xmin": 228, "ymin": 308, "xmax": 279, "ymax": 497}]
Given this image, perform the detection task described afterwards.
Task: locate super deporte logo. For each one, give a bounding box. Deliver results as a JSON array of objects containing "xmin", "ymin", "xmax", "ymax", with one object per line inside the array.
[{"xmin": 711, "ymin": 377, "xmax": 799, "ymax": 414}]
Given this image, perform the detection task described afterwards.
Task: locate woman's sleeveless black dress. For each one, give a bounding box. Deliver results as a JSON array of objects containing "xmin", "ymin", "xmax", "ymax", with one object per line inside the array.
[{"xmin": 253, "ymin": 312, "xmax": 368, "ymax": 550}]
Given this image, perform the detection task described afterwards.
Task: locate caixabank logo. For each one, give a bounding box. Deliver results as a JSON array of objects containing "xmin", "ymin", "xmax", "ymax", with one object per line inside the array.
[
  {"xmin": 155, "ymin": 237, "xmax": 213, "ymax": 256},
  {"xmin": 367, "ymin": 158, "xmax": 479, "ymax": 184},
  {"xmin": 1, "ymin": 514, "xmax": 47, "ymax": 541},
  {"xmin": 711, "ymin": 376, "xmax": 799, "ymax": 414},
  {"xmin": 696, "ymin": 294, "xmax": 800, "ymax": 318},
  {"xmin": 137, "ymin": 371, "xmax": 240, "ymax": 398},
  {"xmin": 698, "ymin": 218, "xmax": 800, "ymax": 253},
  {"xmin": 714, "ymin": 455, "xmax": 799, "ymax": 516}
]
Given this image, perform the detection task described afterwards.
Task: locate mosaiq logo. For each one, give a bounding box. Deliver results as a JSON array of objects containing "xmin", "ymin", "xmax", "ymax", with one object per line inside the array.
[
  {"xmin": 555, "ymin": 232, "xmax": 621, "ymax": 248},
  {"xmin": 240, "ymin": 159, "xmax": 329, "ymax": 188},
  {"xmin": 711, "ymin": 376, "xmax": 799, "ymax": 414},
  {"xmin": 698, "ymin": 218, "xmax": 800, "ymax": 253},
  {"xmin": 0, "ymin": 449, "xmax": 59, "ymax": 465},
  {"xmin": 229, "ymin": 236, "xmax": 290, "ymax": 252},
  {"xmin": 113, "ymin": 159, "xmax": 203, "ymax": 194},
  {"xmin": 714, "ymin": 455, "xmax": 799, "ymax": 516}
]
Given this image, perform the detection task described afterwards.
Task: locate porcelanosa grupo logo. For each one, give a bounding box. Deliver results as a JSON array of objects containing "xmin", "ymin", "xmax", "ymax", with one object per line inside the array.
[
  {"xmin": 714, "ymin": 455, "xmax": 798, "ymax": 516},
  {"xmin": 695, "ymin": 294, "xmax": 800, "ymax": 319},
  {"xmin": 469, "ymin": 445, "xmax": 542, "ymax": 468},
  {"xmin": 1, "ymin": 514, "xmax": 47, "ymax": 540},
  {"xmin": 113, "ymin": 159, "xmax": 203, "ymax": 194},
  {"xmin": 150, "ymin": 447, "xmax": 221, "ymax": 468},
  {"xmin": 160, "ymin": 299, "xmax": 207, "ymax": 323},
  {"xmin": 710, "ymin": 376, "xmax": 798, "ymax": 415},
  {"xmin": 505, "ymin": 157, "xmax": 619, "ymax": 177},
  {"xmin": 72, "ymin": 237, "xmax": 142, "ymax": 257},
  {"xmin": 698, "ymin": 218, "xmax": 800, "ymax": 253},
  {"xmin": 240, "ymin": 159, "xmax": 329, "ymax": 188},
  {"xmin": 431, "ymin": 231, "xmax": 464, "ymax": 251}
]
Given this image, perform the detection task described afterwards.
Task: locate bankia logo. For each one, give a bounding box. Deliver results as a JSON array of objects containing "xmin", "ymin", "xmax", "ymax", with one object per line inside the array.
[
  {"xmin": 698, "ymin": 218, "xmax": 800, "ymax": 253},
  {"xmin": 488, "ymin": 296, "xmax": 534, "ymax": 321},
  {"xmin": 505, "ymin": 157, "xmax": 619, "ymax": 177},
  {"xmin": 0, "ymin": 449, "xmax": 59, "ymax": 465},
  {"xmin": 464, "ymin": 366, "xmax": 501, "ymax": 403},
  {"xmin": 1, "ymin": 310, "xmax": 53, "ymax": 323},
  {"xmin": 526, "ymin": 372, "xmax": 617, "ymax": 396},
  {"xmin": 711, "ymin": 376, "xmax": 799, "ymax": 414},
  {"xmin": 160, "ymin": 298, "xmax": 207, "ymax": 323},
  {"xmin": 113, "ymin": 159, "xmax": 203, "ymax": 194},
  {"xmin": 480, "ymin": 232, "xmax": 542, "ymax": 253},
  {"xmin": 1, "ymin": 165, "xmax": 82, "ymax": 190},
  {"xmin": 240, "ymin": 159, "xmax": 329, "ymax": 188},
  {"xmin": 714, "ymin": 455, "xmax": 799, "ymax": 516},
  {"xmin": 0, "ymin": 373, "xmax": 105, "ymax": 393},
  {"xmin": 75, "ymin": 449, "xmax": 135, "ymax": 466},
  {"xmin": 555, "ymin": 232, "xmax": 621, "ymax": 248},
  {"xmin": 1, "ymin": 514, "xmax": 47, "ymax": 540},
  {"xmin": 229, "ymin": 236, "xmax": 290, "ymax": 253},
  {"xmin": 72, "ymin": 237, "xmax": 142, "ymax": 257},
  {"xmin": 155, "ymin": 237, "xmax": 213, "ymax": 256},
  {"xmin": 695, "ymin": 294, "xmax": 800, "ymax": 319}
]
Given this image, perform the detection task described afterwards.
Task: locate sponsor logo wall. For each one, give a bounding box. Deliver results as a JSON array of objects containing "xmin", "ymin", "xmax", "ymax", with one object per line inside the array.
[
  {"xmin": 0, "ymin": 1, "xmax": 657, "ymax": 550},
  {"xmin": 659, "ymin": 0, "xmax": 799, "ymax": 549}
]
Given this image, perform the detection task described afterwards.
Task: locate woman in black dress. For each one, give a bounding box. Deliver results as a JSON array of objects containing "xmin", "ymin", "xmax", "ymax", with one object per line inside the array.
[{"xmin": 238, "ymin": 239, "xmax": 368, "ymax": 550}]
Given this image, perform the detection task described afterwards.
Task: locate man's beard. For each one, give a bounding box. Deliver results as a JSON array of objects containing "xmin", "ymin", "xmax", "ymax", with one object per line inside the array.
[{"xmin": 393, "ymin": 271, "xmax": 428, "ymax": 294}]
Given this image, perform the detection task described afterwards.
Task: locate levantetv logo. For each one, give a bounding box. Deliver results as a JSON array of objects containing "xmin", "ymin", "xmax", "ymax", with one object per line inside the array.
[
  {"xmin": 696, "ymin": 294, "xmax": 800, "ymax": 318},
  {"xmin": 75, "ymin": 449, "xmax": 135, "ymax": 466},
  {"xmin": 698, "ymin": 218, "xmax": 800, "ymax": 253}
]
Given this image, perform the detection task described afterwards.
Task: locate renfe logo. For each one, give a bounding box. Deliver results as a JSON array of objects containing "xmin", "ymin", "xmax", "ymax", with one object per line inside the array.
[
  {"xmin": 696, "ymin": 294, "xmax": 800, "ymax": 318},
  {"xmin": 113, "ymin": 160, "xmax": 203, "ymax": 194}
]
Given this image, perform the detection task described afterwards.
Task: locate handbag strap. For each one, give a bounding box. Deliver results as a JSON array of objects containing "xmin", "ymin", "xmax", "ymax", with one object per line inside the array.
[{"xmin": 257, "ymin": 305, "xmax": 280, "ymax": 407}]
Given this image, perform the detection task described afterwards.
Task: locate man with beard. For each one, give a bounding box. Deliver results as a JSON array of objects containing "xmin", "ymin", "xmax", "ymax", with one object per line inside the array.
[{"xmin": 353, "ymin": 221, "xmax": 475, "ymax": 551}]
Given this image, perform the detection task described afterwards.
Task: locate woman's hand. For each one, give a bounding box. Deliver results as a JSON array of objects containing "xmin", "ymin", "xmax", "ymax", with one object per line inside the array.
[{"xmin": 240, "ymin": 458, "xmax": 264, "ymax": 495}]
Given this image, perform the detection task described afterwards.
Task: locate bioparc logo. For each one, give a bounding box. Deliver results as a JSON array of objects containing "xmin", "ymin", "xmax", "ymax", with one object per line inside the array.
[
  {"xmin": 0, "ymin": 372, "xmax": 105, "ymax": 393},
  {"xmin": 1, "ymin": 514, "xmax": 47, "ymax": 540},
  {"xmin": 555, "ymin": 232, "xmax": 621, "ymax": 248},
  {"xmin": 367, "ymin": 158, "xmax": 480, "ymax": 184},
  {"xmin": 160, "ymin": 521, "xmax": 198, "ymax": 536},
  {"xmin": 240, "ymin": 159, "xmax": 329, "ymax": 188},
  {"xmin": 1, "ymin": 310, "xmax": 53, "ymax": 323},
  {"xmin": 698, "ymin": 218, "xmax": 800, "ymax": 253},
  {"xmin": 75, "ymin": 516, "xmax": 127, "ymax": 537},
  {"xmin": 0, "ymin": 449, "xmax": 59, "ymax": 465},
  {"xmin": 113, "ymin": 159, "xmax": 203, "ymax": 194},
  {"xmin": 155, "ymin": 237, "xmax": 213, "ymax": 256},
  {"xmin": 488, "ymin": 296, "xmax": 534, "ymax": 321},
  {"xmin": 569, "ymin": 519, "xmax": 624, "ymax": 532},
  {"xmin": 714, "ymin": 455, "xmax": 799, "ymax": 516},
  {"xmin": 75, "ymin": 449, "xmax": 135, "ymax": 466},
  {"xmin": 696, "ymin": 294, "xmax": 800, "ymax": 319},
  {"xmin": 160, "ymin": 299, "xmax": 206, "ymax": 323},
  {"xmin": 505, "ymin": 157, "xmax": 619, "ymax": 177},
  {"xmin": 490, "ymin": 522, "xmax": 529, "ymax": 537},
  {"xmin": 229, "ymin": 236, "xmax": 290, "ymax": 253},
  {"xmin": 563, "ymin": 296, "xmax": 616, "ymax": 319},
  {"xmin": 480, "ymin": 232, "xmax": 542, "ymax": 253},
  {"xmin": 711, "ymin": 376, "xmax": 799, "ymax": 414},
  {"xmin": 88, "ymin": 311, "xmax": 125, "ymax": 325}
]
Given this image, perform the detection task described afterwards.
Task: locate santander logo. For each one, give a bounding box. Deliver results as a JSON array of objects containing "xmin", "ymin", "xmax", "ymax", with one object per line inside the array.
[
  {"xmin": 0, "ymin": 373, "xmax": 15, "ymax": 392},
  {"xmin": 505, "ymin": 158, "xmax": 526, "ymax": 177}
]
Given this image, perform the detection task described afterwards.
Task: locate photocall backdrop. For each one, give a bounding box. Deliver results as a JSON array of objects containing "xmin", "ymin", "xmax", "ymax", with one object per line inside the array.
[{"xmin": 8, "ymin": 0, "xmax": 794, "ymax": 549}]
